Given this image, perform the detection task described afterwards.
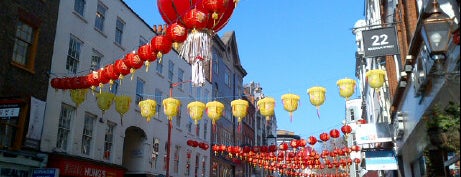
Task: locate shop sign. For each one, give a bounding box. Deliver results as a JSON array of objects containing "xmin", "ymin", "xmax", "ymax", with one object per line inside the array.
[
  {"xmin": 355, "ymin": 123, "xmax": 392, "ymax": 145},
  {"xmin": 362, "ymin": 27, "xmax": 399, "ymax": 57},
  {"xmin": 32, "ymin": 168, "xmax": 59, "ymax": 177},
  {"xmin": 48, "ymin": 155, "xmax": 125, "ymax": 177},
  {"xmin": 364, "ymin": 150, "xmax": 398, "ymax": 170},
  {"xmin": 0, "ymin": 104, "xmax": 20, "ymax": 119}
]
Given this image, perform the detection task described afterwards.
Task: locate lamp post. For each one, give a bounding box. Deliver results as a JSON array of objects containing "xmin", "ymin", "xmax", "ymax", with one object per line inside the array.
[
  {"xmin": 422, "ymin": 0, "xmax": 453, "ymax": 58},
  {"xmin": 165, "ymin": 80, "xmax": 191, "ymax": 177}
]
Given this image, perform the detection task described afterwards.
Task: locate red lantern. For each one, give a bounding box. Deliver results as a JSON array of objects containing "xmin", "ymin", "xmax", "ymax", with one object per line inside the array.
[
  {"xmin": 87, "ymin": 71, "xmax": 100, "ymax": 89},
  {"xmin": 297, "ymin": 139, "xmax": 307, "ymax": 148},
  {"xmin": 187, "ymin": 139, "xmax": 195, "ymax": 147},
  {"xmin": 319, "ymin": 132, "xmax": 330, "ymax": 142},
  {"xmin": 97, "ymin": 68, "xmax": 110, "ymax": 86},
  {"xmin": 137, "ymin": 44, "xmax": 155, "ymax": 70},
  {"xmin": 357, "ymin": 119, "xmax": 367, "ymax": 124},
  {"xmin": 279, "ymin": 142, "xmax": 288, "ymax": 151},
  {"xmin": 150, "ymin": 35, "xmax": 173, "ymax": 61},
  {"xmin": 341, "ymin": 124, "xmax": 352, "ymax": 135},
  {"xmin": 50, "ymin": 78, "xmax": 62, "ymax": 89},
  {"xmin": 114, "ymin": 59, "xmax": 131, "ymax": 79},
  {"xmin": 157, "ymin": 0, "xmax": 235, "ymax": 32},
  {"xmin": 102, "ymin": 64, "xmax": 119, "ymax": 85},
  {"xmin": 268, "ymin": 145, "xmax": 277, "ymax": 152},
  {"xmin": 290, "ymin": 139, "xmax": 298, "ymax": 149},
  {"xmin": 329, "ymin": 129, "xmax": 340, "ymax": 139},
  {"xmin": 182, "ymin": 8, "xmax": 208, "ymax": 30},
  {"xmin": 124, "ymin": 52, "xmax": 143, "ymax": 73},
  {"xmin": 354, "ymin": 158, "xmax": 361, "ymax": 164},
  {"xmin": 307, "ymin": 136, "xmax": 317, "ymax": 146},
  {"xmin": 165, "ymin": 22, "xmax": 188, "ymax": 48}
]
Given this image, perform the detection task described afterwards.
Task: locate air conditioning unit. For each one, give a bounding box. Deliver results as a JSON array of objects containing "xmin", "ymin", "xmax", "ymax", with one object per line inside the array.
[{"xmin": 393, "ymin": 112, "xmax": 405, "ymax": 140}]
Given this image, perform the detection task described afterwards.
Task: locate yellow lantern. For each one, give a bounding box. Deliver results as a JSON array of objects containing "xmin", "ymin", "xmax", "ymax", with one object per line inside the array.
[
  {"xmin": 114, "ymin": 95, "xmax": 131, "ymax": 125},
  {"xmin": 96, "ymin": 91, "xmax": 115, "ymax": 123},
  {"xmin": 70, "ymin": 89, "xmax": 88, "ymax": 107},
  {"xmin": 336, "ymin": 78, "xmax": 356, "ymax": 100},
  {"xmin": 281, "ymin": 93, "xmax": 300, "ymax": 122},
  {"xmin": 187, "ymin": 101, "xmax": 206, "ymax": 125},
  {"xmin": 307, "ymin": 86, "xmax": 326, "ymax": 118},
  {"xmin": 206, "ymin": 101, "xmax": 224, "ymax": 125},
  {"xmin": 366, "ymin": 69, "xmax": 386, "ymax": 89},
  {"xmin": 138, "ymin": 99, "xmax": 157, "ymax": 122},
  {"xmin": 231, "ymin": 99, "xmax": 249, "ymax": 123},
  {"xmin": 163, "ymin": 97, "xmax": 181, "ymax": 121},
  {"xmin": 257, "ymin": 97, "xmax": 275, "ymax": 121}
]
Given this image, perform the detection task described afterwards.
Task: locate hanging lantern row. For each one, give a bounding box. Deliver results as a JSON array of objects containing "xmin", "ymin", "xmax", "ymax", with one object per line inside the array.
[
  {"xmin": 186, "ymin": 139, "xmax": 209, "ymax": 150},
  {"xmin": 210, "ymin": 142, "xmax": 362, "ymax": 176}
]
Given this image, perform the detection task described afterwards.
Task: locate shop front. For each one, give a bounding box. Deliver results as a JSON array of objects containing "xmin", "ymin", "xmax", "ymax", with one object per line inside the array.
[{"xmin": 47, "ymin": 153, "xmax": 126, "ymax": 177}]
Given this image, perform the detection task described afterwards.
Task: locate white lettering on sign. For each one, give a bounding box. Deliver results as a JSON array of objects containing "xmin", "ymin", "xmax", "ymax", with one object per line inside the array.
[
  {"xmin": 0, "ymin": 108, "xmax": 20, "ymax": 117},
  {"xmin": 84, "ymin": 167, "xmax": 106, "ymax": 177}
]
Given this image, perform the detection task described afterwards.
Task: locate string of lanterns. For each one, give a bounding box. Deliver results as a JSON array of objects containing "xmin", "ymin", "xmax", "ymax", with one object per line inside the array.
[
  {"xmin": 54, "ymin": 72, "xmax": 387, "ymax": 127},
  {"xmin": 210, "ymin": 126, "xmax": 361, "ymax": 177}
]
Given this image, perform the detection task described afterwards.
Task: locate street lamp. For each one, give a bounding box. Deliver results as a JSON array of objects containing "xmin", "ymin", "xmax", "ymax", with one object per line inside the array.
[
  {"xmin": 266, "ymin": 134, "xmax": 277, "ymax": 146},
  {"xmin": 422, "ymin": 0, "xmax": 453, "ymax": 57}
]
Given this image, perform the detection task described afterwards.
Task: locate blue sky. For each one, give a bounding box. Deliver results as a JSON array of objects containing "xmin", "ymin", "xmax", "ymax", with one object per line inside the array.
[{"xmin": 124, "ymin": 0, "xmax": 365, "ymax": 139}]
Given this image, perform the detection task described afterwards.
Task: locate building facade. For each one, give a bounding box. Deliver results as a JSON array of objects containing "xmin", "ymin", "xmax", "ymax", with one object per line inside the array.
[
  {"xmin": 209, "ymin": 31, "xmax": 249, "ymax": 177},
  {"xmin": 41, "ymin": 0, "xmax": 213, "ymax": 176},
  {"xmin": 355, "ymin": 0, "xmax": 459, "ymax": 176},
  {"xmin": 0, "ymin": 0, "xmax": 59, "ymax": 175}
]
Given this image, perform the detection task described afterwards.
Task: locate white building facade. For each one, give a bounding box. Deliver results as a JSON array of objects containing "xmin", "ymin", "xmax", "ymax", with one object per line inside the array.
[{"xmin": 42, "ymin": 0, "xmax": 212, "ymax": 176}]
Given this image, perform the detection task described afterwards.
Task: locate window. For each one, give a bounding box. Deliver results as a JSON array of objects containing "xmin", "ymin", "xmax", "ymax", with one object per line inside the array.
[
  {"xmin": 196, "ymin": 87, "xmax": 202, "ymax": 101},
  {"xmin": 139, "ymin": 36, "xmax": 148, "ymax": 47},
  {"xmin": 212, "ymin": 50, "xmax": 219, "ymax": 74},
  {"xmin": 168, "ymin": 61, "xmax": 174, "ymax": 81},
  {"xmin": 156, "ymin": 60, "xmax": 163, "ymax": 74},
  {"xmin": 224, "ymin": 70, "xmax": 230, "ymax": 87},
  {"xmin": 57, "ymin": 104, "xmax": 75, "ymax": 151},
  {"xmin": 136, "ymin": 78, "xmax": 145, "ymax": 104},
  {"xmin": 67, "ymin": 35, "xmax": 82, "ymax": 74},
  {"xmin": 91, "ymin": 50, "xmax": 102, "ymax": 71},
  {"xmin": 202, "ymin": 156, "xmax": 207, "ymax": 176},
  {"xmin": 177, "ymin": 68, "xmax": 184, "ymax": 89},
  {"xmin": 82, "ymin": 112, "xmax": 95, "ymax": 155},
  {"xmin": 0, "ymin": 107, "xmax": 20, "ymax": 149},
  {"xmin": 196, "ymin": 123, "xmax": 200, "ymax": 136},
  {"xmin": 12, "ymin": 20, "xmax": 37, "ymax": 70},
  {"xmin": 204, "ymin": 89, "xmax": 209, "ymax": 102},
  {"xmin": 74, "ymin": 0, "xmax": 86, "ymax": 16},
  {"xmin": 94, "ymin": 2, "xmax": 107, "ymax": 32},
  {"xmin": 152, "ymin": 138, "xmax": 160, "ymax": 168},
  {"xmin": 103, "ymin": 122, "xmax": 115, "ymax": 160},
  {"xmin": 110, "ymin": 80, "xmax": 119, "ymax": 94},
  {"xmin": 154, "ymin": 89, "xmax": 163, "ymax": 118},
  {"xmin": 350, "ymin": 109, "xmax": 355, "ymax": 121},
  {"xmin": 203, "ymin": 119, "xmax": 208, "ymax": 139},
  {"xmin": 176, "ymin": 105, "xmax": 181, "ymax": 127},
  {"xmin": 187, "ymin": 120, "xmax": 192, "ymax": 133},
  {"xmin": 195, "ymin": 154, "xmax": 200, "ymax": 177},
  {"xmin": 174, "ymin": 145, "xmax": 181, "ymax": 173},
  {"xmin": 115, "ymin": 18, "xmax": 124, "ymax": 45}
]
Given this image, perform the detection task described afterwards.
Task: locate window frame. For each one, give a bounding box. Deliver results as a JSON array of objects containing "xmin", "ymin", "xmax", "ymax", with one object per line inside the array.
[
  {"xmin": 57, "ymin": 103, "xmax": 75, "ymax": 151},
  {"xmin": 11, "ymin": 14, "xmax": 39, "ymax": 72},
  {"xmin": 66, "ymin": 35, "xmax": 83, "ymax": 74},
  {"xmin": 82, "ymin": 112, "xmax": 96, "ymax": 155},
  {"xmin": 136, "ymin": 78, "xmax": 145, "ymax": 104},
  {"xmin": 94, "ymin": 1, "xmax": 107, "ymax": 32},
  {"xmin": 103, "ymin": 121, "xmax": 115, "ymax": 160},
  {"xmin": 115, "ymin": 18, "xmax": 125, "ymax": 45},
  {"xmin": 74, "ymin": 0, "xmax": 86, "ymax": 17}
]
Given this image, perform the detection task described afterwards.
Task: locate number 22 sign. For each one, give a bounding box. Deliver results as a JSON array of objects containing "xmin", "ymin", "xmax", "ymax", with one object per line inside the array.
[{"xmin": 362, "ymin": 27, "xmax": 400, "ymax": 58}]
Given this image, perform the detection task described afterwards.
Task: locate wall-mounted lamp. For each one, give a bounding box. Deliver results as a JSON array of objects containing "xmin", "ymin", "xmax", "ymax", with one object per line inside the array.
[{"xmin": 422, "ymin": 0, "xmax": 454, "ymax": 58}]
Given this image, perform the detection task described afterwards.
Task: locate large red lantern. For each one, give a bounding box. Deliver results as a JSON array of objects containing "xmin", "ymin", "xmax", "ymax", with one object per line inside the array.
[{"xmin": 157, "ymin": 0, "xmax": 236, "ymax": 86}]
